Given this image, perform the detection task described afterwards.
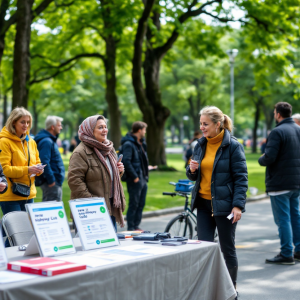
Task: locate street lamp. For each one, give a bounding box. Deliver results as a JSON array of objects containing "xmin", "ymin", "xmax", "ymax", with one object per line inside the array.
[{"xmin": 226, "ymin": 49, "xmax": 238, "ymax": 134}]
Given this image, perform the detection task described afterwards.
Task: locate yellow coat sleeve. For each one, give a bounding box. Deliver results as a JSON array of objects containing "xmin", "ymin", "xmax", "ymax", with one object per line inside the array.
[{"xmin": 0, "ymin": 139, "xmax": 29, "ymax": 179}]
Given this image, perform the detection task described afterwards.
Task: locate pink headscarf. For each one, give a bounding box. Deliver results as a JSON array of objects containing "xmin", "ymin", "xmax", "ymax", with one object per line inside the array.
[{"xmin": 78, "ymin": 115, "xmax": 125, "ymax": 226}]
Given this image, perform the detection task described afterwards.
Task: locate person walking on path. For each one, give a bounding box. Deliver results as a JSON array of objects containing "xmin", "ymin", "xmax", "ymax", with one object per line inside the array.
[
  {"xmin": 35, "ymin": 116, "xmax": 65, "ymax": 201},
  {"xmin": 259, "ymin": 102, "xmax": 300, "ymax": 265},
  {"xmin": 68, "ymin": 115, "xmax": 126, "ymax": 230},
  {"xmin": 0, "ymin": 107, "xmax": 43, "ymax": 247},
  {"xmin": 186, "ymin": 106, "xmax": 248, "ymax": 296},
  {"xmin": 121, "ymin": 121, "xmax": 149, "ymax": 231}
]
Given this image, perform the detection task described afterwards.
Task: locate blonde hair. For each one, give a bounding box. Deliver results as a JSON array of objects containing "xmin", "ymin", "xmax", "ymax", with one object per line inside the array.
[
  {"xmin": 6, "ymin": 107, "xmax": 32, "ymax": 137},
  {"xmin": 200, "ymin": 106, "xmax": 233, "ymax": 132}
]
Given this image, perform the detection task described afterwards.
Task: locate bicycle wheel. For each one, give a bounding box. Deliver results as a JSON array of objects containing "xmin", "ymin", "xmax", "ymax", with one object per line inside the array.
[{"xmin": 165, "ymin": 214, "xmax": 193, "ymax": 239}]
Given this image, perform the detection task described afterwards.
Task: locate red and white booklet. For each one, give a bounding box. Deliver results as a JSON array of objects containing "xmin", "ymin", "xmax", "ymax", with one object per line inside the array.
[{"xmin": 8, "ymin": 257, "xmax": 86, "ymax": 276}]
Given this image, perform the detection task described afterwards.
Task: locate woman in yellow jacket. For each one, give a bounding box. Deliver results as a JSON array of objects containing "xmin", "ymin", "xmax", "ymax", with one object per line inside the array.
[{"xmin": 0, "ymin": 107, "xmax": 43, "ymax": 246}]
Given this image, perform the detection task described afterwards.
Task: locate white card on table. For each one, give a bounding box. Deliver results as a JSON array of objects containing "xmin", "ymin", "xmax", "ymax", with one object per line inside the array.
[
  {"xmin": 69, "ymin": 198, "xmax": 119, "ymax": 251},
  {"xmin": 26, "ymin": 202, "xmax": 75, "ymax": 257}
]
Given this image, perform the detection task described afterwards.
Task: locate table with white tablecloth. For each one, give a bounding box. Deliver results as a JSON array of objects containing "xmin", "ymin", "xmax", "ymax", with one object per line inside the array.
[{"xmin": 0, "ymin": 239, "xmax": 236, "ymax": 300}]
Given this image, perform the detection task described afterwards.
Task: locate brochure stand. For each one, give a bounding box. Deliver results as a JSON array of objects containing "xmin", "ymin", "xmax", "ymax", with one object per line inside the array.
[
  {"xmin": 26, "ymin": 202, "xmax": 75, "ymax": 257},
  {"xmin": 69, "ymin": 198, "xmax": 119, "ymax": 251}
]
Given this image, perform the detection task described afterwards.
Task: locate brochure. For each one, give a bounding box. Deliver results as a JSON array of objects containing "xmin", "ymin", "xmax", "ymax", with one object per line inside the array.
[
  {"xmin": 26, "ymin": 202, "xmax": 75, "ymax": 257},
  {"xmin": 69, "ymin": 198, "xmax": 119, "ymax": 251}
]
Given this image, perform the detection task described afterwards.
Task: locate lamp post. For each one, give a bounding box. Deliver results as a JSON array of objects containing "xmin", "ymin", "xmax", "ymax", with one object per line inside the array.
[{"xmin": 226, "ymin": 49, "xmax": 238, "ymax": 134}]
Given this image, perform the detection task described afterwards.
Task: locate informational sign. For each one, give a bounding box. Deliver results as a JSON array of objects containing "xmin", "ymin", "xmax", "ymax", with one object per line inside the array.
[
  {"xmin": 0, "ymin": 231, "xmax": 7, "ymax": 270},
  {"xmin": 26, "ymin": 202, "xmax": 75, "ymax": 257},
  {"xmin": 69, "ymin": 198, "xmax": 119, "ymax": 251}
]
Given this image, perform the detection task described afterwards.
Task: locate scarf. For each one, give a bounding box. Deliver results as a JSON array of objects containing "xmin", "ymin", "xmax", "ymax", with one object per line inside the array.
[{"xmin": 78, "ymin": 115, "xmax": 125, "ymax": 227}]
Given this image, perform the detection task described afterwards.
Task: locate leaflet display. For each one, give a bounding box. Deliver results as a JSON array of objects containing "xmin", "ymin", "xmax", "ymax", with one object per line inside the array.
[
  {"xmin": 0, "ymin": 231, "xmax": 7, "ymax": 270},
  {"xmin": 69, "ymin": 198, "xmax": 119, "ymax": 250},
  {"xmin": 26, "ymin": 202, "xmax": 75, "ymax": 257}
]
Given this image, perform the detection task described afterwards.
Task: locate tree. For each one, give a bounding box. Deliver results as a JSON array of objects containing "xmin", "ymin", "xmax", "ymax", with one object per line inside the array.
[
  {"xmin": 0, "ymin": 0, "xmax": 57, "ymax": 108},
  {"xmin": 27, "ymin": 0, "xmax": 139, "ymax": 147},
  {"xmin": 12, "ymin": 0, "xmax": 35, "ymax": 108},
  {"xmin": 131, "ymin": 0, "xmax": 300, "ymax": 165}
]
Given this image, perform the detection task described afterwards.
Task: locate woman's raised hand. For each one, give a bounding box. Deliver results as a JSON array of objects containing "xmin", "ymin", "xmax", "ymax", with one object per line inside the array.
[
  {"xmin": 189, "ymin": 159, "xmax": 199, "ymax": 173},
  {"xmin": 117, "ymin": 162, "xmax": 124, "ymax": 174}
]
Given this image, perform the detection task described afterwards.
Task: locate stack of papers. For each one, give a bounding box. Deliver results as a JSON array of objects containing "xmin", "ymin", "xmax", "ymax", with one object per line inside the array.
[{"xmin": 60, "ymin": 245, "xmax": 178, "ymax": 268}]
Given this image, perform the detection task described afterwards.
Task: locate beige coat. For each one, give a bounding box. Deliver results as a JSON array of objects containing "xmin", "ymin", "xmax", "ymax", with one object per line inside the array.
[{"xmin": 68, "ymin": 142, "xmax": 125, "ymax": 224}]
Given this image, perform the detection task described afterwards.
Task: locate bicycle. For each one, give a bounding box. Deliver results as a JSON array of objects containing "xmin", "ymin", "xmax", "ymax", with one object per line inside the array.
[{"xmin": 163, "ymin": 182, "xmax": 198, "ymax": 239}]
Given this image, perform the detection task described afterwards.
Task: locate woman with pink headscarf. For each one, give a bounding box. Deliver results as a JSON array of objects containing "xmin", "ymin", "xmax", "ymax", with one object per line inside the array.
[{"xmin": 68, "ymin": 115, "xmax": 126, "ymax": 229}]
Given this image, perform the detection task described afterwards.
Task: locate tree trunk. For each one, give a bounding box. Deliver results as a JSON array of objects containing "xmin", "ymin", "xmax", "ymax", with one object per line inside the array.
[
  {"xmin": 0, "ymin": 36, "xmax": 4, "ymax": 67},
  {"xmin": 252, "ymin": 101, "xmax": 260, "ymax": 153},
  {"xmin": 171, "ymin": 125, "xmax": 175, "ymax": 144},
  {"xmin": 262, "ymin": 104, "xmax": 274, "ymax": 133},
  {"xmin": 0, "ymin": 0, "xmax": 9, "ymax": 66},
  {"xmin": 12, "ymin": 0, "xmax": 34, "ymax": 109},
  {"xmin": 187, "ymin": 95, "xmax": 200, "ymax": 132},
  {"xmin": 142, "ymin": 50, "xmax": 170, "ymax": 165},
  {"xmin": 104, "ymin": 36, "xmax": 121, "ymax": 149},
  {"xmin": 3, "ymin": 94, "xmax": 7, "ymax": 125},
  {"xmin": 32, "ymin": 99, "xmax": 38, "ymax": 135}
]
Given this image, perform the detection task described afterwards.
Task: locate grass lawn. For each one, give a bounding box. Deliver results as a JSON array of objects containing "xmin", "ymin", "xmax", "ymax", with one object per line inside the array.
[{"xmin": 32, "ymin": 152, "xmax": 266, "ymax": 221}]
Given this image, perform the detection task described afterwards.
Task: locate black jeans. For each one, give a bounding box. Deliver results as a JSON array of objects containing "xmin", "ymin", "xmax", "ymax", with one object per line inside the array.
[
  {"xmin": 197, "ymin": 198, "xmax": 238, "ymax": 269},
  {"xmin": 126, "ymin": 178, "xmax": 148, "ymax": 230}
]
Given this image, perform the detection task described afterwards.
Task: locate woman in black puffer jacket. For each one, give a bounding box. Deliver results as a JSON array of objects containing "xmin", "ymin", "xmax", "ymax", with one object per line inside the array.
[{"xmin": 186, "ymin": 106, "xmax": 248, "ymax": 296}]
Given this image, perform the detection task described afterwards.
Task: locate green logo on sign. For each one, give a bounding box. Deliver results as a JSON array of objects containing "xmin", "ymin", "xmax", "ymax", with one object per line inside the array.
[
  {"xmin": 58, "ymin": 211, "xmax": 64, "ymax": 218},
  {"xmin": 54, "ymin": 246, "xmax": 58, "ymax": 252},
  {"xmin": 100, "ymin": 206, "xmax": 106, "ymax": 213}
]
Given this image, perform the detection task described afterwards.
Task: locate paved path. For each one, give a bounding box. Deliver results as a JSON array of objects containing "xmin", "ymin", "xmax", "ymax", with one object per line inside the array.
[{"xmin": 129, "ymin": 199, "xmax": 300, "ymax": 300}]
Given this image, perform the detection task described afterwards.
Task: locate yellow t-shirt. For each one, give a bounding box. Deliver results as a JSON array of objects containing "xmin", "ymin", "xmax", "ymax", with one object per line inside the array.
[{"xmin": 199, "ymin": 130, "xmax": 224, "ymax": 200}]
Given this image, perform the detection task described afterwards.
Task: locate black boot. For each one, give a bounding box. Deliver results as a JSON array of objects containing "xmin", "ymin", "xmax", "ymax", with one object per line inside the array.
[{"xmin": 228, "ymin": 266, "xmax": 238, "ymax": 299}]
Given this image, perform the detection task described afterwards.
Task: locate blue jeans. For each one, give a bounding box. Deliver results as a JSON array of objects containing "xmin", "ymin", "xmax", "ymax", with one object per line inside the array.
[
  {"xmin": 270, "ymin": 190, "xmax": 300, "ymax": 257},
  {"xmin": 0, "ymin": 199, "xmax": 34, "ymax": 247}
]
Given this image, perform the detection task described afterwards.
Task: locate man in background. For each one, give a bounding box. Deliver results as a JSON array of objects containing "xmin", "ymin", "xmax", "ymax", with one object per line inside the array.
[
  {"xmin": 35, "ymin": 116, "xmax": 65, "ymax": 201},
  {"xmin": 259, "ymin": 102, "xmax": 300, "ymax": 265},
  {"xmin": 121, "ymin": 122, "xmax": 149, "ymax": 231}
]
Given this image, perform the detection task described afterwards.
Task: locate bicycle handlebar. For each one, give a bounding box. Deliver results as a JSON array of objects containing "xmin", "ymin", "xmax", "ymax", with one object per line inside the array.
[{"xmin": 162, "ymin": 192, "xmax": 177, "ymax": 197}]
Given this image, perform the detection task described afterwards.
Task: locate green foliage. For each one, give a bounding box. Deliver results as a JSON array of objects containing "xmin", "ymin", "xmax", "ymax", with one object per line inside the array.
[{"xmin": 0, "ymin": 0, "xmax": 300, "ymax": 146}]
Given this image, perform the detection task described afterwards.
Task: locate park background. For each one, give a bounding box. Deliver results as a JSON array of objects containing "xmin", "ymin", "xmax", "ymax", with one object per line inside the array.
[{"xmin": 0, "ymin": 1, "xmax": 299, "ymax": 219}]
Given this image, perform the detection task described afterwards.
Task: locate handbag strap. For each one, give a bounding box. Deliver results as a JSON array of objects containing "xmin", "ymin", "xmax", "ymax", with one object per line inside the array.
[{"xmin": 9, "ymin": 140, "xmax": 31, "ymax": 187}]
